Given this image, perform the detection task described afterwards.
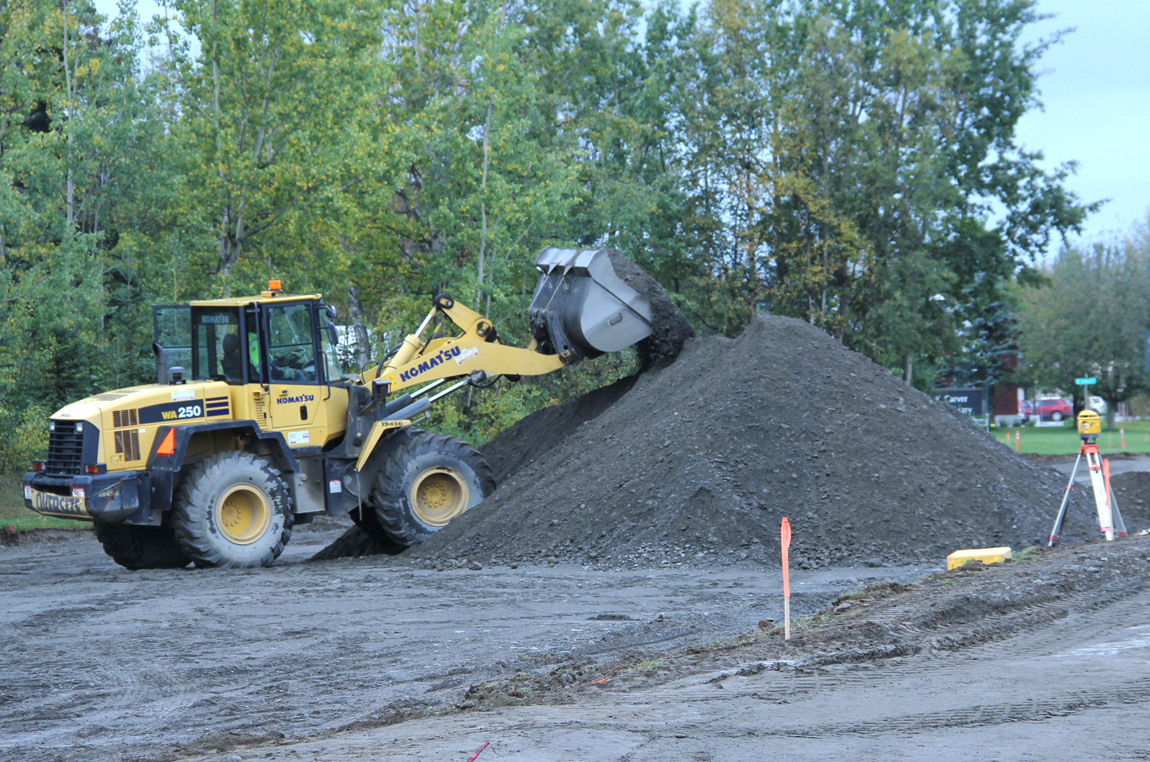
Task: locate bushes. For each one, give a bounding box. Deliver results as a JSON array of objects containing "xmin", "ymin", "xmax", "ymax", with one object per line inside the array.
[{"xmin": 0, "ymin": 404, "xmax": 48, "ymax": 475}]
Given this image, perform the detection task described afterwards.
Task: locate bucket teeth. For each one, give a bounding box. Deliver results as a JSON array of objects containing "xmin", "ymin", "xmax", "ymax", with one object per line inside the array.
[{"xmin": 528, "ymin": 247, "xmax": 653, "ymax": 364}]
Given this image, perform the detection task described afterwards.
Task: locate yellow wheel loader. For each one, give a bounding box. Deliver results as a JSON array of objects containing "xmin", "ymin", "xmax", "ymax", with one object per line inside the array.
[{"xmin": 22, "ymin": 247, "xmax": 655, "ymax": 569}]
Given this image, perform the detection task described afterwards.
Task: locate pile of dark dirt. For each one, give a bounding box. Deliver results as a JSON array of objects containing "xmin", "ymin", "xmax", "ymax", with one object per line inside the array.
[{"xmin": 408, "ymin": 315, "xmax": 1097, "ymax": 569}]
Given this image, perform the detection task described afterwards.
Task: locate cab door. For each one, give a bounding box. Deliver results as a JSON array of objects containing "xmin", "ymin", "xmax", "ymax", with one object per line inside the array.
[
  {"xmin": 153, "ymin": 305, "xmax": 192, "ymax": 381},
  {"xmin": 264, "ymin": 301, "xmax": 326, "ymax": 448}
]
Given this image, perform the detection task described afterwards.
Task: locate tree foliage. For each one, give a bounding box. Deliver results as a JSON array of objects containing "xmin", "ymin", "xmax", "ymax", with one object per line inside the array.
[{"xmin": 1019, "ymin": 224, "xmax": 1150, "ymax": 428}]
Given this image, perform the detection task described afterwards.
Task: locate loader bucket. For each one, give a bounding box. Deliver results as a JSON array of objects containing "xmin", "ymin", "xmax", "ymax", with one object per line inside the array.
[{"xmin": 528, "ymin": 247, "xmax": 653, "ymax": 364}]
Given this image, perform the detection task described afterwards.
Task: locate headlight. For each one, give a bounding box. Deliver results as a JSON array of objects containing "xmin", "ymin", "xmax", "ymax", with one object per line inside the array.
[
  {"xmin": 49, "ymin": 421, "xmax": 56, "ymax": 432},
  {"xmin": 75, "ymin": 422, "xmax": 84, "ymax": 432}
]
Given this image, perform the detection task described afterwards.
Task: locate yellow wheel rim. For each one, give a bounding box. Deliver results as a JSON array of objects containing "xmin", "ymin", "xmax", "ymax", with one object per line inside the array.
[
  {"xmin": 214, "ymin": 483, "xmax": 272, "ymax": 545},
  {"xmin": 409, "ymin": 467, "xmax": 469, "ymax": 527}
]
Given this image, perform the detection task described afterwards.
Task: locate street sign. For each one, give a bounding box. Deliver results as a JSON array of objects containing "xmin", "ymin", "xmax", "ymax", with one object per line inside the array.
[
  {"xmin": 933, "ymin": 387, "xmax": 989, "ymax": 430},
  {"xmin": 934, "ymin": 388, "xmax": 985, "ymax": 417},
  {"xmin": 1075, "ymin": 377, "xmax": 1097, "ymax": 385}
]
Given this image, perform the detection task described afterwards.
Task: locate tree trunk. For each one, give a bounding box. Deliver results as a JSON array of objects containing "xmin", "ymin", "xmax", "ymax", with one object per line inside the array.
[
  {"xmin": 477, "ymin": 101, "xmax": 492, "ymax": 315},
  {"xmin": 62, "ymin": 0, "xmax": 75, "ymax": 230}
]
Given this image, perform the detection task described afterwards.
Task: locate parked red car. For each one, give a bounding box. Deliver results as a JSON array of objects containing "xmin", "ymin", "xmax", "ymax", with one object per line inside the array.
[
  {"xmin": 1033, "ymin": 398, "xmax": 1073, "ymax": 422},
  {"xmin": 1019, "ymin": 400, "xmax": 1034, "ymax": 423}
]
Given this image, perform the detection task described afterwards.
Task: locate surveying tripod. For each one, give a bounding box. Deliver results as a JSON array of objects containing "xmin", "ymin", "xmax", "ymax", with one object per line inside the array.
[{"xmin": 1048, "ymin": 410, "xmax": 1127, "ymax": 547}]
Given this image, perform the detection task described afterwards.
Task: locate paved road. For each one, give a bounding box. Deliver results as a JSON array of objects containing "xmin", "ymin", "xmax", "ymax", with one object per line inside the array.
[{"xmin": 1047, "ymin": 453, "xmax": 1150, "ymax": 481}]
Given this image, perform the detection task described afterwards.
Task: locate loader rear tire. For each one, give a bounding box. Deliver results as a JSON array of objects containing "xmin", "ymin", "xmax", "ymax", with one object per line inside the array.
[
  {"xmin": 172, "ymin": 452, "xmax": 293, "ymax": 569},
  {"xmin": 94, "ymin": 523, "xmax": 190, "ymax": 570},
  {"xmin": 370, "ymin": 432, "xmax": 495, "ymax": 547}
]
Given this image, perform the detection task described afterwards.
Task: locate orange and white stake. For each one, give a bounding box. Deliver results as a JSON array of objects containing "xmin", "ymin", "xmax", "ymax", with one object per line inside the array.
[
  {"xmin": 1121, "ymin": 427, "xmax": 1126, "ymax": 449},
  {"xmin": 781, "ymin": 516, "xmax": 792, "ymax": 640},
  {"xmin": 1015, "ymin": 430, "xmax": 1021, "ymax": 452}
]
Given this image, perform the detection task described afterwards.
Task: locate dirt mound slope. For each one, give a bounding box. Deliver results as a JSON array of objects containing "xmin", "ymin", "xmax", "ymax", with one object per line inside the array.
[
  {"xmin": 410, "ymin": 315, "xmax": 1097, "ymax": 568},
  {"xmin": 484, "ymin": 375, "xmax": 638, "ymax": 483}
]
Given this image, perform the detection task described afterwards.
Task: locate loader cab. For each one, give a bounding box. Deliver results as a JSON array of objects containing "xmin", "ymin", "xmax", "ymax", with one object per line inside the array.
[{"xmin": 153, "ymin": 288, "xmax": 343, "ymax": 389}]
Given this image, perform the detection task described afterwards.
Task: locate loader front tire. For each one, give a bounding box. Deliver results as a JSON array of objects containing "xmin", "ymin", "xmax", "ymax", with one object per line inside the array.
[
  {"xmin": 370, "ymin": 432, "xmax": 495, "ymax": 547},
  {"xmin": 94, "ymin": 523, "xmax": 190, "ymax": 570},
  {"xmin": 172, "ymin": 452, "xmax": 293, "ymax": 569}
]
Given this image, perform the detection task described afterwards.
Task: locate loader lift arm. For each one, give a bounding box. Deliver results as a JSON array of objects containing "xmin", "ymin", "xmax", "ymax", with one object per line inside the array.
[
  {"xmin": 361, "ymin": 294, "xmax": 566, "ymax": 396},
  {"xmin": 361, "ymin": 246, "xmax": 654, "ymax": 399}
]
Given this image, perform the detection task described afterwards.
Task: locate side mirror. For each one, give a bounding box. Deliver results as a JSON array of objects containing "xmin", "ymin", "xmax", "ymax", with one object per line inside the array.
[
  {"xmin": 326, "ymin": 304, "xmax": 337, "ymax": 321},
  {"xmin": 325, "ymin": 320, "xmax": 339, "ymax": 347}
]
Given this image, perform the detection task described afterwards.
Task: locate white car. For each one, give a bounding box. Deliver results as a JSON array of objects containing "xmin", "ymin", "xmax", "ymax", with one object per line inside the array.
[{"xmin": 1089, "ymin": 396, "xmax": 1107, "ymax": 415}]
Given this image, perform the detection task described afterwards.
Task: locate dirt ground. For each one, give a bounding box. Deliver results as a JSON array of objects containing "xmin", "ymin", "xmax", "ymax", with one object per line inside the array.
[{"xmin": 5, "ymin": 515, "xmax": 1150, "ymax": 762}]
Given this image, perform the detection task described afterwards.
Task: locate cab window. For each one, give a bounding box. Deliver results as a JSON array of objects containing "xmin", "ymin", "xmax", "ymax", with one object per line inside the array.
[
  {"xmin": 244, "ymin": 305, "xmax": 262, "ymax": 383},
  {"xmin": 266, "ymin": 303, "xmax": 317, "ymax": 384},
  {"xmin": 191, "ymin": 307, "xmax": 243, "ymax": 382},
  {"xmin": 321, "ymin": 325, "xmax": 342, "ymax": 383},
  {"xmin": 153, "ymin": 305, "xmax": 192, "ymax": 372}
]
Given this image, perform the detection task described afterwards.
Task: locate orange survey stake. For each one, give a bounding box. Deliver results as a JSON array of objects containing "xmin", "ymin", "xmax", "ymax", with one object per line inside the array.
[
  {"xmin": 780, "ymin": 516, "xmax": 792, "ymax": 598},
  {"xmin": 781, "ymin": 516, "xmax": 792, "ymax": 640}
]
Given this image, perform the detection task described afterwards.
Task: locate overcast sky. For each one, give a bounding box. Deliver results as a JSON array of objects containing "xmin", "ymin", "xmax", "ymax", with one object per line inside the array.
[
  {"xmin": 1018, "ymin": 0, "xmax": 1150, "ymax": 247},
  {"xmin": 98, "ymin": 0, "xmax": 1148, "ymax": 249}
]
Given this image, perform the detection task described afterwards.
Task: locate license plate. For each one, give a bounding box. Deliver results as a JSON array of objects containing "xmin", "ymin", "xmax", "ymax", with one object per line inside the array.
[{"xmin": 28, "ymin": 488, "xmax": 88, "ymax": 517}]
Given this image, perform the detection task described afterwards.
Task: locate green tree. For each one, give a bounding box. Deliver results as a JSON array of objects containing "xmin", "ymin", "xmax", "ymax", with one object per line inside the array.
[
  {"xmin": 669, "ymin": 0, "xmax": 1092, "ymax": 388},
  {"xmin": 0, "ymin": 0, "xmax": 169, "ymax": 419},
  {"xmin": 153, "ymin": 0, "xmax": 385, "ymax": 290},
  {"xmin": 1018, "ymin": 232, "xmax": 1150, "ymax": 429}
]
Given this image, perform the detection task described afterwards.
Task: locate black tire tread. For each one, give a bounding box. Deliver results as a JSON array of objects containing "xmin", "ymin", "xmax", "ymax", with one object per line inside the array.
[
  {"xmin": 172, "ymin": 451, "xmax": 293, "ymax": 569},
  {"xmin": 94, "ymin": 523, "xmax": 190, "ymax": 570}
]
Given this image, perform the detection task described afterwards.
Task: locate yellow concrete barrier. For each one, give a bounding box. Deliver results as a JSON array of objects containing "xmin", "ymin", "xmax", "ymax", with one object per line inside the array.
[{"xmin": 947, "ymin": 546, "xmax": 1013, "ymax": 570}]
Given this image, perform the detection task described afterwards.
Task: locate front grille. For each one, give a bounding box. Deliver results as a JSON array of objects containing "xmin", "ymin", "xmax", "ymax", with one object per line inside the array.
[{"xmin": 46, "ymin": 422, "xmax": 85, "ymax": 475}]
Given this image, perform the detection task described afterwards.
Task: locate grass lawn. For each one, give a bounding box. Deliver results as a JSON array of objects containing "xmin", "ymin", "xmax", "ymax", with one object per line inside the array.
[
  {"xmin": 0, "ymin": 476, "xmax": 84, "ymax": 533},
  {"xmin": 993, "ymin": 419, "xmax": 1150, "ymax": 456}
]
